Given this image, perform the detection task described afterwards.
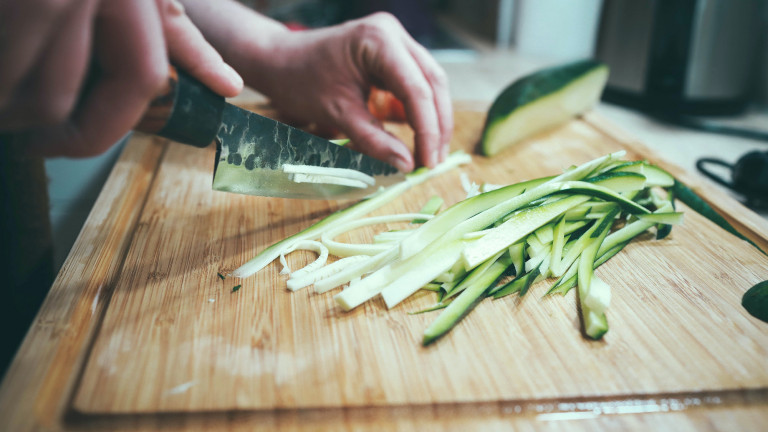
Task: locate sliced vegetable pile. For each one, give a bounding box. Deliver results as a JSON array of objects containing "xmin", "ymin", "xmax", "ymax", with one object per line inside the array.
[{"xmin": 233, "ymin": 150, "xmax": 685, "ymax": 346}]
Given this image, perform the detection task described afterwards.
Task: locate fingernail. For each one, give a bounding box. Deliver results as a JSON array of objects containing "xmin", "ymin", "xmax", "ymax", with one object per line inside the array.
[
  {"xmin": 441, "ymin": 143, "xmax": 450, "ymax": 160},
  {"xmin": 168, "ymin": 0, "xmax": 185, "ymax": 15},
  {"xmin": 430, "ymin": 149, "xmax": 439, "ymax": 167},
  {"xmin": 223, "ymin": 62, "xmax": 243, "ymax": 89},
  {"xmin": 389, "ymin": 155, "xmax": 411, "ymax": 172}
]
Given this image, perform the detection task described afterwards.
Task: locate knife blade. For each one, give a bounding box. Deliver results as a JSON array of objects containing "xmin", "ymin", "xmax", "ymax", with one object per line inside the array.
[{"xmin": 136, "ymin": 66, "xmax": 404, "ymax": 199}]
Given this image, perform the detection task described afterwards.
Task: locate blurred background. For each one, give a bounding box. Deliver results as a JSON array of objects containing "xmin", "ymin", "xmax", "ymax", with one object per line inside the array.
[{"xmin": 3, "ymin": 0, "xmax": 767, "ymax": 376}]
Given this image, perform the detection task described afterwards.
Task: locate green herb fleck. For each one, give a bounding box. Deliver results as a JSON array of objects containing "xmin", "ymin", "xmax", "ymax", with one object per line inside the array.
[
  {"xmin": 232, "ymin": 284, "xmax": 241, "ymax": 293},
  {"xmin": 217, "ymin": 272, "xmax": 226, "ymax": 280}
]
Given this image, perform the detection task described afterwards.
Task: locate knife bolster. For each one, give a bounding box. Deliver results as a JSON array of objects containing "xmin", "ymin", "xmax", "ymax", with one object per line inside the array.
[{"xmin": 136, "ymin": 67, "xmax": 225, "ymax": 149}]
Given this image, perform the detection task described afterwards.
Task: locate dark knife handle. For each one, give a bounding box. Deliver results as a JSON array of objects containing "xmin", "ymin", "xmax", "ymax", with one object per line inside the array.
[{"xmin": 135, "ymin": 65, "xmax": 225, "ymax": 148}]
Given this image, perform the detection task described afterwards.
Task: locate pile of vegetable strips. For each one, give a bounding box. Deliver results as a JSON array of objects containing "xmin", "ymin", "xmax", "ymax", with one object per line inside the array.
[{"xmin": 232, "ymin": 150, "xmax": 683, "ymax": 345}]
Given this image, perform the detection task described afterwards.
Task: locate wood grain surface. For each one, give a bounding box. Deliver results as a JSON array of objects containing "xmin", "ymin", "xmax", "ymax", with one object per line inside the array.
[{"xmin": 1, "ymin": 104, "xmax": 767, "ymax": 431}]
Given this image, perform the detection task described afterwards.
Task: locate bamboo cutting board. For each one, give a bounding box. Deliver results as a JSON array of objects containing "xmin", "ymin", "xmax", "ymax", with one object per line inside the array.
[{"xmin": 70, "ymin": 104, "xmax": 768, "ymax": 417}]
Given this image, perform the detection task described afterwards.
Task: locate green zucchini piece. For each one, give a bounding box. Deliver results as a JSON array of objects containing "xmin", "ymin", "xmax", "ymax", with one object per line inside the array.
[
  {"xmin": 444, "ymin": 252, "xmax": 511, "ymax": 300},
  {"xmin": 412, "ymin": 195, "xmax": 444, "ymax": 224},
  {"xmin": 577, "ymin": 210, "xmax": 618, "ymax": 339},
  {"xmin": 492, "ymin": 265, "xmax": 542, "ymax": 299},
  {"xmin": 742, "ymin": 280, "xmax": 768, "ymax": 323},
  {"xmin": 422, "ymin": 254, "xmax": 511, "ymax": 345},
  {"xmin": 671, "ymin": 179, "xmax": 765, "ymax": 254},
  {"xmin": 481, "ymin": 60, "xmax": 609, "ymax": 156},
  {"xmin": 463, "ymin": 194, "xmax": 591, "ymax": 269},
  {"xmin": 636, "ymin": 212, "xmax": 684, "ymax": 225},
  {"xmin": 547, "ymin": 241, "xmax": 629, "ymax": 296},
  {"xmin": 409, "ymin": 300, "xmax": 451, "ymax": 315}
]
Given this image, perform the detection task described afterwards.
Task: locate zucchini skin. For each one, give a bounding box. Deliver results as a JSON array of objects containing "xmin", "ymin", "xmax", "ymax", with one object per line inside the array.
[
  {"xmin": 481, "ymin": 59, "xmax": 608, "ymax": 156},
  {"xmin": 742, "ymin": 280, "xmax": 768, "ymax": 323}
]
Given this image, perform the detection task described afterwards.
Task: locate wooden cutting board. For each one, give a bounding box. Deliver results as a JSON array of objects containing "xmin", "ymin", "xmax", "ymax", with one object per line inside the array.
[{"xmin": 65, "ymin": 103, "xmax": 768, "ymax": 417}]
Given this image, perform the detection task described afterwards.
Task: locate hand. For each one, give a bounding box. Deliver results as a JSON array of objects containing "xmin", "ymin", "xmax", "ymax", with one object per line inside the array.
[
  {"xmin": 242, "ymin": 13, "xmax": 453, "ymax": 172},
  {"xmin": 0, "ymin": 0, "xmax": 243, "ymax": 157}
]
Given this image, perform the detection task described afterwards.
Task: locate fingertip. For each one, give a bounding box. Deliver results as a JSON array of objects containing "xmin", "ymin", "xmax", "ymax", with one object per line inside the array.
[
  {"xmin": 388, "ymin": 150, "xmax": 414, "ymax": 173},
  {"xmin": 221, "ymin": 62, "xmax": 244, "ymax": 97}
]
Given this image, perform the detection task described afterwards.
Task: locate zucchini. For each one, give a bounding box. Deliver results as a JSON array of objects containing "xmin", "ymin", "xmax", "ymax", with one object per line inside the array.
[
  {"xmin": 232, "ymin": 151, "xmax": 471, "ymax": 278},
  {"xmin": 742, "ymin": 281, "xmax": 768, "ymax": 323},
  {"xmin": 481, "ymin": 60, "xmax": 609, "ymax": 156},
  {"xmin": 422, "ymin": 253, "xmax": 512, "ymax": 345}
]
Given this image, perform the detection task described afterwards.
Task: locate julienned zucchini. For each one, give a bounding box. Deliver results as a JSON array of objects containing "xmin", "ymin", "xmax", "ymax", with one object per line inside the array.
[
  {"xmin": 481, "ymin": 60, "xmax": 609, "ymax": 156},
  {"xmin": 236, "ymin": 149, "xmax": 691, "ymax": 346}
]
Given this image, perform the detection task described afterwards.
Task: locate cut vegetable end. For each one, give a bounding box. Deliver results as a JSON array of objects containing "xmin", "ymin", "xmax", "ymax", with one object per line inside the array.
[{"xmin": 482, "ymin": 61, "xmax": 608, "ymax": 156}]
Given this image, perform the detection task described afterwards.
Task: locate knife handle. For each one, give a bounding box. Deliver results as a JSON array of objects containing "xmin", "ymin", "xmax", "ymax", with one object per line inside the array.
[{"xmin": 135, "ymin": 65, "xmax": 225, "ymax": 148}]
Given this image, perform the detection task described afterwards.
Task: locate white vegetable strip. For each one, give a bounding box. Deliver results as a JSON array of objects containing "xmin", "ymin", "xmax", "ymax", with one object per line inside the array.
[
  {"xmin": 287, "ymin": 255, "xmax": 369, "ymax": 291},
  {"xmin": 373, "ymin": 230, "xmax": 416, "ymax": 243},
  {"xmin": 231, "ymin": 151, "xmax": 471, "ymax": 278},
  {"xmin": 314, "ymin": 247, "xmax": 399, "ymax": 293},
  {"xmin": 289, "ymin": 173, "xmax": 369, "ymax": 189},
  {"xmin": 321, "ymin": 213, "xmax": 432, "ymax": 257},
  {"xmin": 337, "ymin": 238, "xmax": 465, "ymax": 310},
  {"xmin": 278, "ymin": 240, "xmax": 328, "ymax": 277},
  {"xmin": 283, "ymin": 164, "xmax": 376, "ymax": 186},
  {"xmin": 460, "ymin": 173, "xmax": 480, "ymax": 198}
]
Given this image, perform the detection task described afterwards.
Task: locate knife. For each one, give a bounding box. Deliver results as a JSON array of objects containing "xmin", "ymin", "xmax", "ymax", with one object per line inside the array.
[{"xmin": 135, "ymin": 66, "xmax": 404, "ymax": 199}]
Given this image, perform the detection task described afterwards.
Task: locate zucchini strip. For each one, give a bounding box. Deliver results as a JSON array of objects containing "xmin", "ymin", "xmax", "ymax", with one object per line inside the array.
[
  {"xmin": 232, "ymin": 151, "xmax": 471, "ymax": 278},
  {"xmin": 287, "ymin": 255, "xmax": 369, "ymax": 291},
  {"xmin": 321, "ymin": 213, "xmax": 432, "ymax": 257},
  {"xmin": 282, "ymin": 164, "xmax": 376, "ymax": 186}
]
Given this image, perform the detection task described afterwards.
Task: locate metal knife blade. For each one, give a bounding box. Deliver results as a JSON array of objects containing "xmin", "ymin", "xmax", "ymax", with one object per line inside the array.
[
  {"xmin": 136, "ymin": 66, "xmax": 404, "ymax": 200},
  {"xmin": 211, "ymin": 104, "xmax": 404, "ymax": 199}
]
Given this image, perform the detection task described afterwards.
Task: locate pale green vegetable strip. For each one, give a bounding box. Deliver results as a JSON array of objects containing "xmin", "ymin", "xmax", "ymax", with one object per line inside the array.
[
  {"xmin": 577, "ymin": 210, "xmax": 617, "ymax": 339},
  {"xmin": 232, "ymin": 151, "xmax": 470, "ymax": 278},
  {"xmin": 412, "ymin": 195, "xmax": 444, "ymax": 224},
  {"xmin": 444, "ymin": 251, "xmax": 507, "ymax": 300},
  {"xmin": 336, "ymin": 239, "xmax": 464, "ymax": 311},
  {"xmin": 636, "ymin": 212, "xmax": 684, "ymax": 225},
  {"xmin": 373, "ymin": 230, "xmax": 416, "ymax": 244},
  {"xmin": 321, "ymin": 213, "xmax": 432, "ymax": 257},
  {"xmin": 280, "ymin": 240, "xmax": 329, "ymax": 279},
  {"xmin": 422, "ymin": 253, "xmax": 512, "ymax": 345},
  {"xmin": 550, "ymin": 216, "xmax": 567, "ymax": 273},
  {"xmin": 462, "ymin": 194, "xmax": 590, "ymax": 269},
  {"xmin": 287, "ymin": 255, "xmax": 368, "ymax": 291},
  {"xmin": 314, "ymin": 247, "xmax": 398, "ymax": 294}
]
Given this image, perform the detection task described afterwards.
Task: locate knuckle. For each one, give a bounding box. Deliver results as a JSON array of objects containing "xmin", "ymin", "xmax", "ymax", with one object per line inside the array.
[
  {"xmin": 407, "ymin": 83, "xmax": 433, "ymax": 104},
  {"xmin": 33, "ymin": 94, "xmax": 76, "ymax": 124},
  {"xmin": 430, "ymin": 68, "xmax": 449, "ymax": 88},
  {"xmin": 355, "ymin": 12, "xmax": 400, "ymax": 40},
  {"xmin": 133, "ymin": 63, "xmax": 168, "ymax": 98}
]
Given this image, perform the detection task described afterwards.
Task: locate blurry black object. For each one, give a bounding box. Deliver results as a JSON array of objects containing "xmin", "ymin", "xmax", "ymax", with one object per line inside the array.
[
  {"xmin": 596, "ymin": 0, "xmax": 763, "ymax": 116},
  {"xmin": 0, "ymin": 134, "xmax": 55, "ymax": 381},
  {"xmin": 650, "ymin": 112, "xmax": 768, "ymax": 144},
  {"xmin": 697, "ymin": 151, "xmax": 768, "ymax": 210}
]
